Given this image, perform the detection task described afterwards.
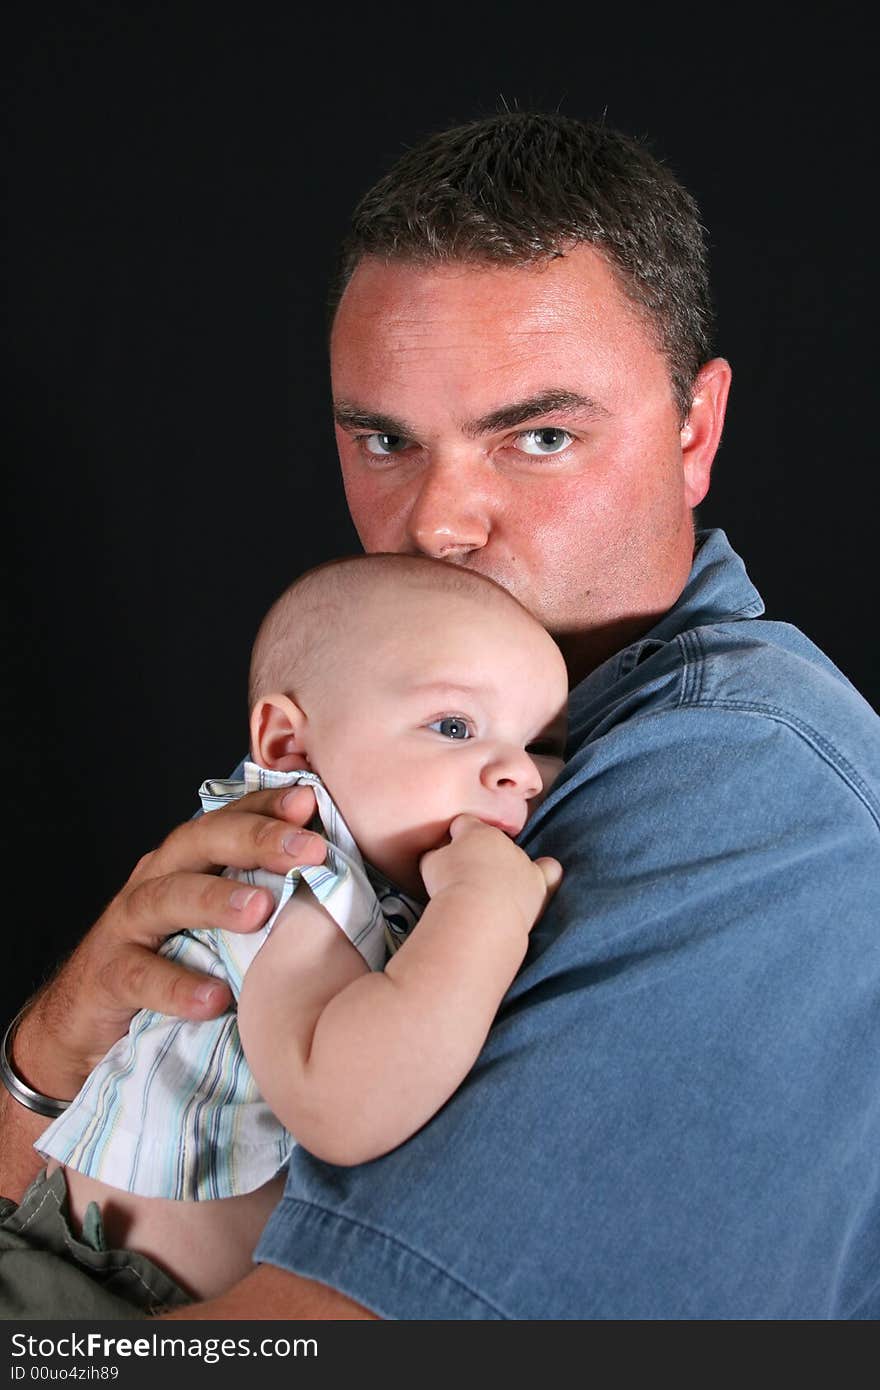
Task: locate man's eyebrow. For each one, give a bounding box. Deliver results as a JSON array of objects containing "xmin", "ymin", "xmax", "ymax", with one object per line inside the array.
[
  {"xmin": 333, "ymin": 390, "xmax": 610, "ymax": 442},
  {"xmin": 333, "ymin": 400, "xmax": 415, "ymax": 438},
  {"xmin": 465, "ymin": 390, "xmax": 610, "ymax": 437}
]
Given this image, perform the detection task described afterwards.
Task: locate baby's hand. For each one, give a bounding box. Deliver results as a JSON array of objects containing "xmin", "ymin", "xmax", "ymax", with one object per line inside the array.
[{"xmin": 419, "ymin": 814, "xmax": 563, "ymax": 932}]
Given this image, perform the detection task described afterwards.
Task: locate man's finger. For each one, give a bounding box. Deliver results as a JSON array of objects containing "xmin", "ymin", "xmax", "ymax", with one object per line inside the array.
[
  {"xmin": 114, "ymin": 871, "xmax": 278, "ymax": 946},
  {"xmin": 146, "ymin": 801, "xmax": 326, "ymax": 880},
  {"xmin": 129, "ymin": 784, "xmax": 321, "ymax": 886},
  {"xmin": 110, "ymin": 947, "xmax": 235, "ymax": 1022}
]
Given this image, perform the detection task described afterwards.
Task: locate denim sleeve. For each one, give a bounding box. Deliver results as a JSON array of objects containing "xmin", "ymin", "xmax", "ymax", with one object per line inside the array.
[{"xmin": 255, "ymin": 704, "xmax": 880, "ymax": 1319}]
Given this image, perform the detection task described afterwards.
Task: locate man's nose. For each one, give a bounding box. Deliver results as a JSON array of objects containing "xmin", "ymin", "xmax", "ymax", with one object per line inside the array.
[
  {"xmin": 481, "ymin": 747, "xmax": 544, "ymax": 801},
  {"xmin": 405, "ymin": 459, "xmax": 491, "ymax": 560}
]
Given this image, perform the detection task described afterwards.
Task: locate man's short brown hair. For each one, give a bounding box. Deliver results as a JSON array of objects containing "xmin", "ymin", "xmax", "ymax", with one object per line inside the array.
[{"xmin": 330, "ymin": 111, "xmax": 714, "ymax": 424}]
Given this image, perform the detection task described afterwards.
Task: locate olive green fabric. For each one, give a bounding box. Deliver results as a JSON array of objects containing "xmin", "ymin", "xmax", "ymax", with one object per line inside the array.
[{"xmin": 0, "ymin": 1168, "xmax": 188, "ymax": 1318}]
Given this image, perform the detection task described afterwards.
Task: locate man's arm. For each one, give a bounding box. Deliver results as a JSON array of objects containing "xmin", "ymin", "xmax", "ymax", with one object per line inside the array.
[
  {"xmin": 0, "ymin": 1079, "xmax": 51, "ymax": 1199},
  {"xmin": 159, "ymin": 1266, "xmax": 377, "ymax": 1320},
  {"xmin": 0, "ymin": 784, "xmax": 325, "ymax": 1203},
  {"xmin": 0, "ymin": 780, "xmax": 380, "ymax": 1322}
]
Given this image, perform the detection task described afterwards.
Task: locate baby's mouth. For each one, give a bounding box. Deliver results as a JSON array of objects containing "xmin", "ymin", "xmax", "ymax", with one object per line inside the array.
[{"xmin": 476, "ymin": 815, "xmax": 523, "ymax": 838}]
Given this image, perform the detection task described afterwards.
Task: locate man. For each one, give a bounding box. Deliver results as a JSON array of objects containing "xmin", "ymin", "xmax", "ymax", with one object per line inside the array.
[{"xmin": 2, "ymin": 113, "xmax": 878, "ymax": 1319}]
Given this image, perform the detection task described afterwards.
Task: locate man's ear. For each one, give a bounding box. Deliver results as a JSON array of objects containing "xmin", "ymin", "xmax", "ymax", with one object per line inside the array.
[
  {"xmin": 250, "ymin": 694, "xmax": 310, "ymax": 771},
  {"xmin": 680, "ymin": 357, "xmax": 732, "ymax": 508}
]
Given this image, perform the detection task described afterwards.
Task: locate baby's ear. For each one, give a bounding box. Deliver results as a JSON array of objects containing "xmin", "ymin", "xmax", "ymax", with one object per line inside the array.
[{"xmin": 250, "ymin": 694, "xmax": 310, "ymax": 771}]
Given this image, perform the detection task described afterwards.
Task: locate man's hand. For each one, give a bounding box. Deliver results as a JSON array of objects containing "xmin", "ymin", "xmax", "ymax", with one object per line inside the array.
[
  {"xmin": 420, "ymin": 814, "xmax": 562, "ymax": 935},
  {"xmin": 10, "ymin": 784, "xmax": 327, "ymax": 1104}
]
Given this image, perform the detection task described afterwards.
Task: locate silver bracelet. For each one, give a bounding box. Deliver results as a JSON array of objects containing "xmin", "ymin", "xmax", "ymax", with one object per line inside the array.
[{"xmin": 0, "ymin": 1008, "xmax": 71, "ymax": 1118}]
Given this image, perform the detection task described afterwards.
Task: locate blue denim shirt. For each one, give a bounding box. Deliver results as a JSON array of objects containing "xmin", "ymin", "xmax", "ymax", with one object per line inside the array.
[{"xmin": 255, "ymin": 530, "xmax": 880, "ymax": 1319}]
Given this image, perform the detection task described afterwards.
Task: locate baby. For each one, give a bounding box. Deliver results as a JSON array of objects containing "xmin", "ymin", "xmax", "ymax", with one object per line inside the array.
[{"xmin": 38, "ymin": 554, "xmax": 568, "ymax": 1302}]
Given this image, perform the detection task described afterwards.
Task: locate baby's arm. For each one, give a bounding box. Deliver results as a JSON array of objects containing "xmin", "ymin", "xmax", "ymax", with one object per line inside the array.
[{"xmin": 237, "ymin": 815, "xmax": 561, "ymax": 1166}]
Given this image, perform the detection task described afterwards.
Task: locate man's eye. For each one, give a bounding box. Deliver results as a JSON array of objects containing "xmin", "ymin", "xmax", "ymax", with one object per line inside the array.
[
  {"xmin": 362, "ymin": 433, "xmax": 410, "ymax": 456},
  {"xmin": 516, "ymin": 428, "xmax": 573, "ymax": 455},
  {"xmin": 428, "ymin": 717, "xmax": 471, "ymax": 740}
]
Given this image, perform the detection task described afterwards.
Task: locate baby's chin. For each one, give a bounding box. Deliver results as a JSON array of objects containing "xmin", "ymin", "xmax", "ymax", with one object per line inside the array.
[
  {"xmin": 364, "ymin": 844, "xmax": 435, "ymax": 903},
  {"xmin": 365, "ymin": 821, "xmax": 460, "ymax": 903},
  {"xmin": 375, "ymin": 815, "xmax": 527, "ymax": 901}
]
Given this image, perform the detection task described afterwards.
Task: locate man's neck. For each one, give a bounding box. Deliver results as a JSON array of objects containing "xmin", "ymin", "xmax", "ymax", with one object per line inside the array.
[
  {"xmin": 558, "ymin": 531, "xmax": 700, "ymax": 688},
  {"xmin": 556, "ymin": 610, "xmax": 668, "ymax": 690}
]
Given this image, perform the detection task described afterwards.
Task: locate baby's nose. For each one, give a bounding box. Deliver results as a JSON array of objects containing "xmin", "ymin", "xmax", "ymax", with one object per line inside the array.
[{"xmin": 481, "ymin": 747, "xmax": 543, "ymax": 800}]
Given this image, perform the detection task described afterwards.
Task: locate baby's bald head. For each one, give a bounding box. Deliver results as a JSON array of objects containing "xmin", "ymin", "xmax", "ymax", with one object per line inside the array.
[{"xmin": 248, "ymin": 552, "xmax": 547, "ymax": 712}]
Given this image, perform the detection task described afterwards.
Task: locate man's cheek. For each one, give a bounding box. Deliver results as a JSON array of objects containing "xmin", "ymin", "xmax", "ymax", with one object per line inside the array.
[{"xmin": 342, "ymin": 474, "xmax": 408, "ymax": 551}]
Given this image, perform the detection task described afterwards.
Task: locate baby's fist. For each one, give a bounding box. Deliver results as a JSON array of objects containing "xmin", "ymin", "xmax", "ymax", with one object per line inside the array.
[{"xmin": 420, "ymin": 814, "xmax": 562, "ymax": 930}]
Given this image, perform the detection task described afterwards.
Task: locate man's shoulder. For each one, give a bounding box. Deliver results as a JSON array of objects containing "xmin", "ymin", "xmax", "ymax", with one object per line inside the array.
[
  {"xmin": 680, "ymin": 614, "xmax": 872, "ymax": 722},
  {"xmin": 668, "ymin": 614, "xmax": 875, "ymax": 781},
  {"xmin": 522, "ymin": 612, "xmax": 880, "ymax": 1018},
  {"xmin": 522, "ymin": 617, "xmax": 880, "ymax": 916},
  {"xmin": 564, "ymin": 612, "xmax": 879, "ymax": 824}
]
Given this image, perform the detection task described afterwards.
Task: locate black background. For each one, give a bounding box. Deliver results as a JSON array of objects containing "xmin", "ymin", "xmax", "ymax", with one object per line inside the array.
[{"xmin": 3, "ymin": 7, "xmax": 876, "ymax": 1021}]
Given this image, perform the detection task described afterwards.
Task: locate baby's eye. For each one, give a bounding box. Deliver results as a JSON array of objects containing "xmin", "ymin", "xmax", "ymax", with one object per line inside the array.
[
  {"xmin": 516, "ymin": 428, "xmax": 573, "ymax": 455},
  {"xmin": 428, "ymin": 717, "xmax": 471, "ymax": 740}
]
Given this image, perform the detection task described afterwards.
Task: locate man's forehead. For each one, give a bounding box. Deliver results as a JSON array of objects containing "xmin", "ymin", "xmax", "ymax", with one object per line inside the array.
[
  {"xmin": 330, "ymin": 246, "xmax": 657, "ymax": 408},
  {"xmin": 332, "ymin": 245, "xmax": 627, "ymax": 333}
]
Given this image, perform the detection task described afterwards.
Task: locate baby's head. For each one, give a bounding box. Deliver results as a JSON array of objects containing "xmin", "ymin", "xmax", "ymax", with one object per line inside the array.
[{"xmin": 248, "ymin": 554, "xmax": 568, "ymax": 897}]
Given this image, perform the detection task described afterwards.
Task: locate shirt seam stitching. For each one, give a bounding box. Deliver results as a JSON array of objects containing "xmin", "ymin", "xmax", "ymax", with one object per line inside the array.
[
  {"xmin": 550, "ymin": 690, "xmax": 878, "ymax": 836},
  {"xmin": 272, "ymin": 1197, "xmax": 511, "ymax": 1319},
  {"xmin": 678, "ymin": 630, "xmax": 702, "ymax": 705},
  {"xmin": 689, "ymin": 700, "xmax": 879, "ymax": 829},
  {"xmin": 649, "ymin": 629, "xmax": 880, "ymax": 832}
]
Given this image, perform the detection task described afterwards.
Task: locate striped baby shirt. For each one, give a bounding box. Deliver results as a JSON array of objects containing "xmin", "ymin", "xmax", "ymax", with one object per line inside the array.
[{"xmin": 36, "ymin": 764, "xmax": 422, "ymax": 1200}]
